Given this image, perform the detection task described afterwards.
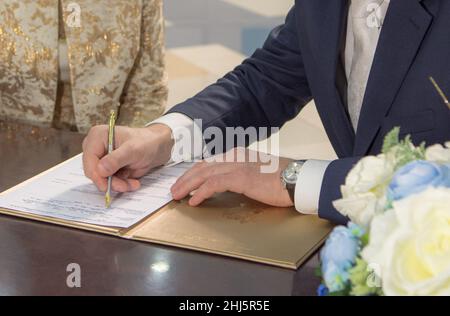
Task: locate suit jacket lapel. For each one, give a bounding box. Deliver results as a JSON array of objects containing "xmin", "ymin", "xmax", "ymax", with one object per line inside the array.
[{"xmin": 354, "ymin": 0, "xmax": 433, "ymax": 155}]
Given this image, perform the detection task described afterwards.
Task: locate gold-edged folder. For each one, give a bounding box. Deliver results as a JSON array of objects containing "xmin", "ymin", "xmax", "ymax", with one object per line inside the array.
[{"xmin": 0, "ymin": 158, "xmax": 334, "ymax": 270}]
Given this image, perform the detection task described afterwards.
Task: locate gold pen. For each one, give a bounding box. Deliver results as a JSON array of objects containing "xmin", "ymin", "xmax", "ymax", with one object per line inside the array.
[
  {"xmin": 105, "ymin": 110, "xmax": 116, "ymax": 208},
  {"xmin": 429, "ymin": 77, "xmax": 450, "ymax": 110}
]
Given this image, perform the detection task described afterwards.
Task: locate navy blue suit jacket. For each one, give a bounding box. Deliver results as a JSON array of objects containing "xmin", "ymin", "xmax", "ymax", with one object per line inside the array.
[{"xmin": 168, "ymin": 0, "xmax": 450, "ymax": 224}]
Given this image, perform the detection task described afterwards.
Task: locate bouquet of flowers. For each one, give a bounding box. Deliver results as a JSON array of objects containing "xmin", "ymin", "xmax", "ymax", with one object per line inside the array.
[{"xmin": 317, "ymin": 127, "xmax": 450, "ymax": 296}]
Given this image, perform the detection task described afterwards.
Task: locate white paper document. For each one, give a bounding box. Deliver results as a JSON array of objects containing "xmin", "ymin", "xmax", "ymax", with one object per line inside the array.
[{"xmin": 0, "ymin": 155, "xmax": 193, "ymax": 228}]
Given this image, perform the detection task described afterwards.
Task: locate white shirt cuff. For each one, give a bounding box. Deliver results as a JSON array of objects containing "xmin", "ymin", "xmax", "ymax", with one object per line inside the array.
[
  {"xmin": 147, "ymin": 113, "xmax": 203, "ymax": 163},
  {"xmin": 294, "ymin": 160, "xmax": 331, "ymax": 215}
]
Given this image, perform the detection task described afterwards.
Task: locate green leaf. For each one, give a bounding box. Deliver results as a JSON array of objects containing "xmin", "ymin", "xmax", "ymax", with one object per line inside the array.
[
  {"xmin": 348, "ymin": 258, "xmax": 383, "ymax": 296},
  {"xmin": 382, "ymin": 127, "xmax": 427, "ymax": 170},
  {"xmin": 360, "ymin": 233, "xmax": 370, "ymax": 248},
  {"xmin": 328, "ymin": 285, "xmax": 351, "ymax": 296},
  {"xmin": 382, "ymin": 127, "xmax": 400, "ymax": 154},
  {"xmin": 314, "ymin": 266, "xmax": 323, "ymax": 278}
]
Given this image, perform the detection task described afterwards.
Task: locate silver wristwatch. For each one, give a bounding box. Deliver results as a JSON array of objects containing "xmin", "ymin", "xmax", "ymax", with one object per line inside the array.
[{"xmin": 281, "ymin": 160, "xmax": 306, "ymax": 203}]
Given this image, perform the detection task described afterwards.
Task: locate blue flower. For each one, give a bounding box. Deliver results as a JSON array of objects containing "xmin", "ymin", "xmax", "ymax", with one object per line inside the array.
[
  {"xmin": 388, "ymin": 161, "xmax": 450, "ymax": 201},
  {"xmin": 348, "ymin": 222, "xmax": 365, "ymax": 239},
  {"xmin": 320, "ymin": 223, "xmax": 363, "ymax": 292},
  {"xmin": 322, "ymin": 261, "xmax": 350, "ymax": 292},
  {"xmin": 320, "ymin": 226, "xmax": 360, "ymax": 271},
  {"xmin": 317, "ymin": 284, "xmax": 329, "ymax": 296}
]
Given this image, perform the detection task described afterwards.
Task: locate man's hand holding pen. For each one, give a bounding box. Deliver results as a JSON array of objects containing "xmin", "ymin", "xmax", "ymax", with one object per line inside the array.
[{"xmin": 82, "ymin": 124, "xmax": 174, "ymax": 194}]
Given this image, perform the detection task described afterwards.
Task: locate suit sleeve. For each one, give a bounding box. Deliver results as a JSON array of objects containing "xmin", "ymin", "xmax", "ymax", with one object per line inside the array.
[
  {"xmin": 167, "ymin": 6, "xmax": 312, "ymax": 144},
  {"xmin": 318, "ymin": 157, "xmax": 362, "ymax": 225}
]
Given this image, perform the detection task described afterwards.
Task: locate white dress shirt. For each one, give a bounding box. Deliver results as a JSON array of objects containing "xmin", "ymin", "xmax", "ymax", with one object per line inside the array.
[{"xmin": 149, "ymin": 0, "xmax": 390, "ymax": 215}]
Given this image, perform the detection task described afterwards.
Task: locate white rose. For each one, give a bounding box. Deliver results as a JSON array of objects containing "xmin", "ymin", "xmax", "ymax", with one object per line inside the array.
[
  {"xmin": 333, "ymin": 154, "xmax": 394, "ymax": 227},
  {"xmin": 425, "ymin": 142, "xmax": 450, "ymax": 163},
  {"xmin": 362, "ymin": 187, "xmax": 450, "ymax": 296}
]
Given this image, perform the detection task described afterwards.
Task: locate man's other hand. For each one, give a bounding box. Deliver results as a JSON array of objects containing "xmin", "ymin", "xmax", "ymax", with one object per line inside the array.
[{"xmin": 171, "ymin": 148, "xmax": 294, "ymax": 208}]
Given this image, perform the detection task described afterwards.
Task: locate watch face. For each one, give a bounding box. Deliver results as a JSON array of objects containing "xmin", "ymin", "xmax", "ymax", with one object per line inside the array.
[{"xmin": 283, "ymin": 162, "xmax": 299, "ymax": 184}]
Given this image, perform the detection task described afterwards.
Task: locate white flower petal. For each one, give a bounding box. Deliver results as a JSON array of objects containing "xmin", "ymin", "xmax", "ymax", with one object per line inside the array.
[{"xmin": 362, "ymin": 188, "xmax": 450, "ymax": 296}]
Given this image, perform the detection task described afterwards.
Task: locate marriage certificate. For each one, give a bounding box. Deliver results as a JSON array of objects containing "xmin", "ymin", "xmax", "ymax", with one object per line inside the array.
[{"xmin": 0, "ymin": 155, "xmax": 191, "ymax": 228}]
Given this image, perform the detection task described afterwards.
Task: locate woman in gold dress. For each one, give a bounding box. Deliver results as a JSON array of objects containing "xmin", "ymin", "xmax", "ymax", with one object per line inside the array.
[{"xmin": 0, "ymin": 0, "xmax": 167, "ymax": 133}]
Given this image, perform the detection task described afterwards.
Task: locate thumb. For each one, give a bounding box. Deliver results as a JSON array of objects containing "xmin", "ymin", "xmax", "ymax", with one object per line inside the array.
[{"xmin": 97, "ymin": 143, "xmax": 135, "ymax": 177}]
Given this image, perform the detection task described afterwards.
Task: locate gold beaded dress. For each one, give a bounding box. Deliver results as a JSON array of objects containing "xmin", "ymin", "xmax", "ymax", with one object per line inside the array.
[{"xmin": 0, "ymin": 0, "xmax": 167, "ymax": 133}]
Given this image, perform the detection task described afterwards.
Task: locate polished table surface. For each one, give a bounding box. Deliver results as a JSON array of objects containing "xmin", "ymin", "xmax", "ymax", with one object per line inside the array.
[{"xmin": 0, "ymin": 120, "xmax": 320, "ymax": 296}]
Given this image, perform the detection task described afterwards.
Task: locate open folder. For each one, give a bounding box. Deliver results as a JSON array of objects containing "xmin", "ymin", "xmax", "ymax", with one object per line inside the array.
[{"xmin": 0, "ymin": 154, "xmax": 334, "ymax": 269}]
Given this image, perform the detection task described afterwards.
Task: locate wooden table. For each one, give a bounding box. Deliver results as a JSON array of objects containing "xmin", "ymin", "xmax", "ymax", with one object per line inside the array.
[{"xmin": 0, "ymin": 120, "xmax": 320, "ymax": 296}]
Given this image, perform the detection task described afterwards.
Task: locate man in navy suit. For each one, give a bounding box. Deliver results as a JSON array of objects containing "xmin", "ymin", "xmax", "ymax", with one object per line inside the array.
[{"xmin": 82, "ymin": 0, "xmax": 450, "ymax": 224}]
